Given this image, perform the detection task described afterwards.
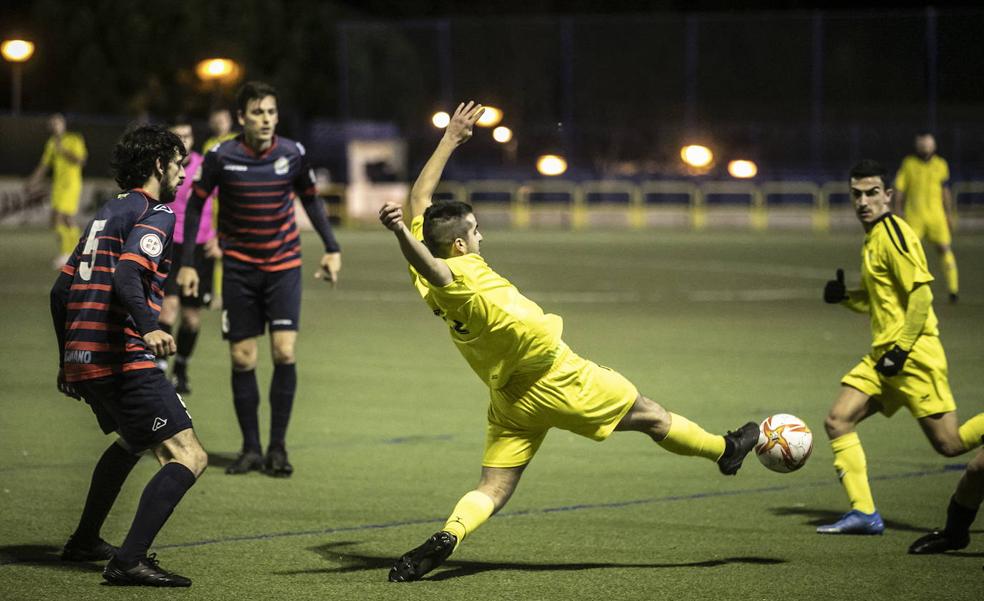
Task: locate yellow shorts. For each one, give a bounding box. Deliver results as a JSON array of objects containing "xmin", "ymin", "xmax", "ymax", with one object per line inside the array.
[
  {"xmin": 483, "ymin": 344, "xmax": 639, "ymax": 468},
  {"xmin": 841, "ymin": 336, "xmax": 955, "ymax": 419},
  {"xmin": 51, "ymin": 183, "xmax": 82, "ymax": 215},
  {"xmin": 906, "ymin": 212, "xmax": 951, "ymax": 246}
]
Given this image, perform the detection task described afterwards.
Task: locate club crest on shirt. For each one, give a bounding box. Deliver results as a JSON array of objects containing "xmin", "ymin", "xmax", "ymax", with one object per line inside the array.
[
  {"xmin": 140, "ymin": 233, "xmax": 163, "ymax": 257},
  {"xmin": 274, "ymin": 156, "xmax": 290, "ymax": 175}
]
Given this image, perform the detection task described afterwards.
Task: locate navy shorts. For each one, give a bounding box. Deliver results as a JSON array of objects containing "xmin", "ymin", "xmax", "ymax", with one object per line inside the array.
[
  {"xmin": 75, "ymin": 368, "xmax": 194, "ymax": 451},
  {"xmin": 221, "ymin": 258, "xmax": 301, "ymax": 342},
  {"xmin": 164, "ymin": 242, "xmax": 215, "ymax": 308}
]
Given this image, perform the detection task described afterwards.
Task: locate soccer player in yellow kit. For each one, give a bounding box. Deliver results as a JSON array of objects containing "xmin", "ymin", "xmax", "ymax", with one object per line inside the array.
[
  {"xmin": 379, "ymin": 102, "xmax": 760, "ymax": 582},
  {"xmin": 29, "ymin": 113, "xmax": 88, "ymax": 267},
  {"xmin": 894, "ymin": 133, "xmax": 958, "ymax": 302},
  {"xmin": 817, "ymin": 159, "xmax": 984, "ymax": 535}
]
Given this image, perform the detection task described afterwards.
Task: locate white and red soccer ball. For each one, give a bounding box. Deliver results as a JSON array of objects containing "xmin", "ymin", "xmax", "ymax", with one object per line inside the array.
[{"xmin": 756, "ymin": 414, "xmax": 813, "ymax": 473}]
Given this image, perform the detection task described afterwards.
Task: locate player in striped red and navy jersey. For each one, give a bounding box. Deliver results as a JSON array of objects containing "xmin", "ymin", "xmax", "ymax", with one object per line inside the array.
[
  {"xmin": 177, "ymin": 81, "xmax": 341, "ymax": 477},
  {"xmin": 50, "ymin": 126, "xmax": 207, "ymax": 587}
]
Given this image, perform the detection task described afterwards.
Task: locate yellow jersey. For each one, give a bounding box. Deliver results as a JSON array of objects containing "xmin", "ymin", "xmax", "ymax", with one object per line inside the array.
[
  {"xmin": 860, "ymin": 213, "xmax": 938, "ymax": 348},
  {"xmin": 201, "ymin": 132, "xmax": 237, "ymax": 154},
  {"xmin": 41, "ymin": 133, "xmax": 87, "ymax": 191},
  {"xmin": 409, "ymin": 216, "xmax": 563, "ymax": 389},
  {"xmin": 894, "ymin": 155, "xmax": 949, "ymax": 220}
]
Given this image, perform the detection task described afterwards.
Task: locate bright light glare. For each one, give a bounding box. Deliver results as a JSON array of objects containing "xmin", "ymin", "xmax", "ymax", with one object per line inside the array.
[
  {"xmin": 477, "ymin": 106, "xmax": 503, "ymax": 128},
  {"xmin": 728, "ymin": 159, "xmax": 758, "ymax": 179},
  {"xmin": 536, "ymin": 154, "xmax": 567, "ymax": 176},
  {"xmin": 680, "ymin": 144, "xmax": 714, "ymax": 168},
  {"xmin": 195, "ymin": 58, "xmax": 240, "ymax": 83},
  {"xmin": 431, "ymin": 111, "xmax": 450, "ymax": 128},
  {"xmin": 492, "ymin": 126, "xmax": 513, "ymax": 143},
  {"xmin": 1, "ymin": 39, "xmax": 35, "ymax": 63}
]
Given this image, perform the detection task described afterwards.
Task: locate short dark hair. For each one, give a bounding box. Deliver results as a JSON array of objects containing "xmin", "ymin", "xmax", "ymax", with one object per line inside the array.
[
  {"xmin": 423, "ymin": 201, "xmax": 474, "ymax": 258},
  {"xmin": 167, "ymin": 114, "xmax": 192, "ymax": 129},
  {"xmin": 849, "ymin": 159, "xmax": 891, "ymax": 188},
  {"xmin": 237, "ymin": 81, "xmax": 278, "ymax": 114},
  {"xmin": 111, "ymin": 125, "xmax": 186, "ymax": 190}
]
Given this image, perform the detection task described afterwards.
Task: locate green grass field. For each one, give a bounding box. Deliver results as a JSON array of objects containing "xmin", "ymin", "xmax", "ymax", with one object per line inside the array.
[{"xmin": 1, "ymin": 225, "xmax": 982, "ymax": 600}]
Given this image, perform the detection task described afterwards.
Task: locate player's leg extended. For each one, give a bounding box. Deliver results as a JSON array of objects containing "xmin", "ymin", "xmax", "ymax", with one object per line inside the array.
[
  {"xmin": 936, "ymin": 241, "xmax": 958, "ymax": 301},
  {"xmin": 910, "ymin": 448, "xmax": 984, "ymax": 554},
  {"xmin": 105, "ymin": 428, "xmax": 207, "ymax": 587},
  {"xmin": 266, "ymin": 330, "xmax": 297, "ymax": 477},
  {"xmin": 919, "ymin": 410, "xmax": 984, "ymax": 456},
  {"xmin": 613, "ymin": 395, "xmax": 758, "ymax": 475},
  {"xmin": 817, "ymin": 385, "xmax": 883, "ymax": 534},
  {"xmin": 390, "ymin": 466, "xmax": 525, "ymax": 583},
  {"xmin": 62, "ymin": 438, "xmax": 141, "ymax": 562},
  {"xmin": 172, "ymin": 305, "xmax": 201, "ymax": 394},
  {"xmin": 228, "ymin": 337, "xmax": 263, "ymax": 473}
]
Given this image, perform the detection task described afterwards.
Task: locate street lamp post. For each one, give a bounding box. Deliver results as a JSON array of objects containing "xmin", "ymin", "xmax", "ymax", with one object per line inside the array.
[{"xmin": 1, "ymin": 39, "xmax": 35, "ymax": 115}]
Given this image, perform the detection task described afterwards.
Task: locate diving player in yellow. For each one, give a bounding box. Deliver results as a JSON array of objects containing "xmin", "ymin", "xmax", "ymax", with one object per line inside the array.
[
  {"xmin": 29, "ymin": 113, "xmax": 88, "ymax": 268},
  {"xmin": 894, "ymin": 133, "xmax": 958, "ymax": 302},
  {"xmin": 379, "ymin": 101, "xmax": 760, "ymax": 582},
  {"xmin": 818, "ymin": 159, "xmax": 984, "ymax": 535}
]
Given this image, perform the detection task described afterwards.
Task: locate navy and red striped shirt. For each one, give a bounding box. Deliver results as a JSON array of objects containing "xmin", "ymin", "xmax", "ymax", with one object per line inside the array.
[
  {"xmin": 185, "ymin": 134, "xmax": 338, "ymax": 272},
  {"xmin": 58, "ymin": 190, "xmax": 174, "ymax": 382}
]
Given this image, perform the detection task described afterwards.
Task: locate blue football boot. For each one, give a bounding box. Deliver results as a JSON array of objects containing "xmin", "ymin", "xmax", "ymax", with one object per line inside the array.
[{"xmin": 816, "ymin": 509, "xmax": 885, "ymax": 535}]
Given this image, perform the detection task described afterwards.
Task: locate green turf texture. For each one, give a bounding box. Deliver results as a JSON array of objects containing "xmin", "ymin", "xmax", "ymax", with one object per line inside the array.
[{"xmin": 1, "ymin": 225, "xmax": 982, "ymax": 600}]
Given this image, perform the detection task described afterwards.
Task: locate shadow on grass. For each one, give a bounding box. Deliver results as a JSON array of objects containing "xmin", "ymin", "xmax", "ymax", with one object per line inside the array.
[
  {"xmin": 0, "ymin": 544, "xmax": 103, "ymax": 572},
  {"xmin": 770, "ymin": 506, "xmax": 932, "ymax": 533},
  {"xmin": 206, "ymin": 452, "xmax": 241, "ymax": 469},
  {"xmin": 274, "ymin": 541, "xmax": 786, "ymax": 581}
]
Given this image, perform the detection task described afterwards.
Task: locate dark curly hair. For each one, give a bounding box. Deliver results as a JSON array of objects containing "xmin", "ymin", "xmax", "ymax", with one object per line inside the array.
[{"xmin": 110, "ymin": 125, "xmax": 186, "ymax": 190}]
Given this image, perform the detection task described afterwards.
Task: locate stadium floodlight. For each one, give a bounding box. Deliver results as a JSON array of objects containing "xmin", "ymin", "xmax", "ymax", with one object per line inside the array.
[
  {"xmin": 476, "ymin": 106, "xmax": 503, "ymax": 128},
  {"xmin": 536, "ymin": 154, "xmax": 567, "ymax": 176},
  {"xmin": 195, "ymin": 58, "xmax": 242, "ymax": 85},
  {"xmin": 492, "ymin": 126, "xmax": 513, "ymax": 144},
  {"xmin": 431, "ymin": 111, "xmax": 450, "ymax": 128},
  {"xmin": 1, "ymin": 39, "xmax": 34, "ymax": 63},
  {"xmin": 2, "ymin": 39, "xmax": 35, "ymax": 115},
  {"xmin": 728, "ymin": 159, "xmax": 758, "ymax": 179},
  {"xmin": 680, "ymin": 144, "xmax": 713, "ymax": 169}
]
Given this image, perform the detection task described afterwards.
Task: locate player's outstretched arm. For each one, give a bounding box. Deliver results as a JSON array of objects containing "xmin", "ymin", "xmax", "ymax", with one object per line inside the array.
[
  {"xmin": 379, "ymin": 201, "xmax": 453, "ymax": 287},
  {"xmin": 409, "ymin": 101, "xmax": 484, "ymax": 218}
]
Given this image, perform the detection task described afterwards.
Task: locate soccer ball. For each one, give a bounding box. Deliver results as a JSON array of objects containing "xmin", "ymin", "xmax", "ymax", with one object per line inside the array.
[{"xmin": 756, "ymin": 414, "xmax": 813, "ymax": 473}]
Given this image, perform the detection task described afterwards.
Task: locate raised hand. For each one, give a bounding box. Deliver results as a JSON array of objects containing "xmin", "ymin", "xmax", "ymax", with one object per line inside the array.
[
  {"xmin": 378, "ymin": 201, "xmax": 406, "ymax": 232},
  {"xmin": 443, "ymin": 101, "xmax": 485, "ymax": 147}
]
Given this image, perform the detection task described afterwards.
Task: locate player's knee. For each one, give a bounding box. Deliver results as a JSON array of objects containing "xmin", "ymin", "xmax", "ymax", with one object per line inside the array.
[
  {"xmin": 824, "ymin": 413, "xmax": 849, "ymax": 439},
  {"xmin": 271, "ymin": 345, "xmax": 295, "ymax": 365},
  {"xmin": 181, "ymin": 309, "xmax": 201, "ymax": 330},
  {"xmin": 930, "ymin": 437, "xmax": 965, "ymax": 458},
  {"xmin": 230, "ymin": 345, "xmax": 257, "ymax": 370},
  {"xmin": 179, "ymin": 445, "xmax": 209, "ymax": 478}
]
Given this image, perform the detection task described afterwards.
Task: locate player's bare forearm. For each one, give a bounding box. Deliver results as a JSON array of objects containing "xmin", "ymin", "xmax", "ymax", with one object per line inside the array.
[
  {"xmin": 395, "ymin": 224, "xmax": 453, "ymax": 287},
  {"xmin": 379, "ymin": 201, "xmax": 452, "ymax": 286},
  {"xmin": 943, "ymin": 187, "xmax": 954, "ymax": 223},
  {"xmin": 409, "ymin": 101, "xmax": 485, "ymax": 217},
  {"xmin": 409, "ymin": 138, "xmax": 458, "ymax": 217}
]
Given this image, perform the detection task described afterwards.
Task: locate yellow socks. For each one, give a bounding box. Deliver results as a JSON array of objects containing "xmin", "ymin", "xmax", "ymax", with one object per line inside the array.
[
  {"xmin": 958, "ymin": 413, "xmax": 984, "ymax": 451},
  {"xmin": 831, "ymin": 432, "xmax": 875, "ymax": 514},
  {"xmin": 657, "ymin": 413, "xmax": 726, "ymax": 461},
  {"xmin": 442, "ymin": 490, "xmax": 495, "ymax": 546},
  {"xmin": 941, "ymin": 249, "xmax": 959, "ymax": 296},
  {"xmin": 55, "ymin": 223, "xmax": 80, "ymax": 256}
]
